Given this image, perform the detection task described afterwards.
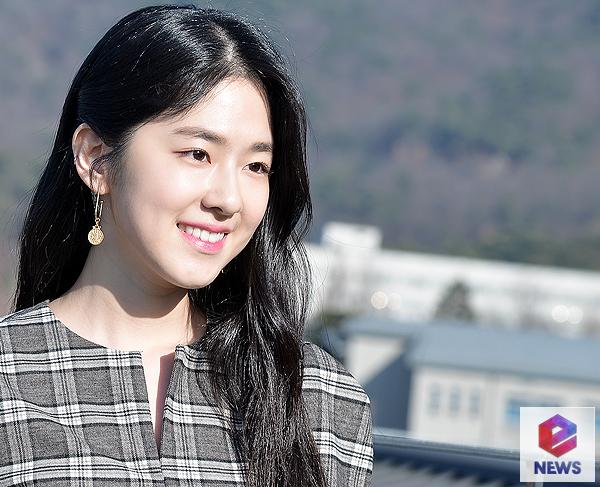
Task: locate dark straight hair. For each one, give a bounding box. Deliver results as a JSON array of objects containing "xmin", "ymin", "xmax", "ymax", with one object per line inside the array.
[{"xmin": 12, "ymin": 4, "xmax": 326, "ymax": 486}]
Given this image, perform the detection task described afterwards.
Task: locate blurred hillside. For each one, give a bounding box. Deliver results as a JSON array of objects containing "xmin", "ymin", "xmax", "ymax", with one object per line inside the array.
[{"xmin": 2, "ymin": 0, "xmax": 600, "ymax": 308}]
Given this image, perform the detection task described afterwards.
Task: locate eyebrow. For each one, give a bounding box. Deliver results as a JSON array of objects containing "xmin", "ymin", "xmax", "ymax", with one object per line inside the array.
[{"xmin": 170, "ymin": 126, "xmax": 273, "ymax": 153}]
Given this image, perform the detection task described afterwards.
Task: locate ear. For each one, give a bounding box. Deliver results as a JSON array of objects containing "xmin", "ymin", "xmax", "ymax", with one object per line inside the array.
[{"xmin": 72, "ymin": 122, "xmax": 112, "ymax": 195}]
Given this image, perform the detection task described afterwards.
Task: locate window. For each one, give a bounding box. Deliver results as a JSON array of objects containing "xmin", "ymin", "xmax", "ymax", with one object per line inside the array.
[
  {"xmin": 505, "ymin": 396, "xmax": 561, "ymax": 425},
  {"xmin": 428, "ymin": 383, "xmax": 441, "ymax": 415},
  {"xmin": 469, "ymin": 388, "xmax": 480, "ymax": 417},
  {"xmin": 449, "ymin": 385, "xmax": 461, "ymax": 416}
]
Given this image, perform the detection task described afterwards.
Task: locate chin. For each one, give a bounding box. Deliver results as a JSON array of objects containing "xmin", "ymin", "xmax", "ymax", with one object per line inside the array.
[{"xmin": 180, "ymin": 272, "xmax": 222, "ymax": 290}]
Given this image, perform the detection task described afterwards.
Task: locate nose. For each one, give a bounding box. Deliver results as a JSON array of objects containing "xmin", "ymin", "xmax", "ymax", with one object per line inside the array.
[{"xmin": 200, "ymin": 159, "xmax": 243, "ymax": 216}]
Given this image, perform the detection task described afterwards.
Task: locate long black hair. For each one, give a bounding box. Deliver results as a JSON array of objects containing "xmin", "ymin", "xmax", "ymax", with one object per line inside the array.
[{"xmin": 11, "ymin": 4, "xmax": 326, "ymax": 486}]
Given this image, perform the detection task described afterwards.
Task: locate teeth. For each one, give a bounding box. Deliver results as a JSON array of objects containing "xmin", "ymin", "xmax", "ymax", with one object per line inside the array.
[{"xmin": 179, "ymin": 224, "xmax": 225, "ymax": 243}]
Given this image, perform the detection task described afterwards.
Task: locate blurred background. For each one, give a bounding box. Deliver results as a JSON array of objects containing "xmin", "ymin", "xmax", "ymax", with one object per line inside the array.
[{"xmin": 1, "ymin": 1, "xmax": 600, "ymax": 485}]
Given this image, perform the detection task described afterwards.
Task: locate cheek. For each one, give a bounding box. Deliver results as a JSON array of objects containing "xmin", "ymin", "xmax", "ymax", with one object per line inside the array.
[
  {"xmin": 245, "ymin": 185, "xmax": 270, "ymax": 229},
  {"xmin": 129, "ymin": 169, "xmax": 190, "ymax": 215}
]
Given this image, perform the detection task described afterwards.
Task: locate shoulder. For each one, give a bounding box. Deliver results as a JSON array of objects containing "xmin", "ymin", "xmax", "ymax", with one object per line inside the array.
[
  {"xmin": 301, "ymin": 340, "xmax": 374, "ymax": 483},
  {"xmin": 301, "ymin": 340, "xmax": 371, "ymax": 406},
  {"xmin": 0, "ymin": 300, "xmax": 48, "ymax": 327},
  {"xmin": 0, "ymin": 300, "xmax": 50, "ymax": 351}
]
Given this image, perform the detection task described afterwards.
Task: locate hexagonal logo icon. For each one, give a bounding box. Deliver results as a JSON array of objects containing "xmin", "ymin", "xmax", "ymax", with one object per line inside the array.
[{"xmin": 539, "ymin": 413, "xmax": 577, "ymax": 458}]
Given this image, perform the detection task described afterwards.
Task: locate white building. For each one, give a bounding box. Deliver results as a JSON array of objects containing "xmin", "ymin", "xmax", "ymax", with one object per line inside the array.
[
  {"xmin": 307, "ymin": 221, "xmax": 600, "ymax": 337},
  {"xmin": 340, "ymin": 315, "xmax": 600, "ymax": 450}
]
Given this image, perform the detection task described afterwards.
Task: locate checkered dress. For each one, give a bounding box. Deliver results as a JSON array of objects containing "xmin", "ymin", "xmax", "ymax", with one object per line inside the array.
[{"xmin": 0, "ymin": 300, "xmax": 373, "ymax": 486}]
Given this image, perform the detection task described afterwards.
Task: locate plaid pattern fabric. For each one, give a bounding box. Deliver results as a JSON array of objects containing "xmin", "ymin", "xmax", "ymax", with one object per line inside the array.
[{"xmin": 0, "ymin": 299, "xmax": 373, "ymax": 486}]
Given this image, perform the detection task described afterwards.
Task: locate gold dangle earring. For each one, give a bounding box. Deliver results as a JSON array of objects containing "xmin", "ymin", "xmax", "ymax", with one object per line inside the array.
[{"xmin": 87, "ymin": 191, "xmax": 104, "ymax": 245}]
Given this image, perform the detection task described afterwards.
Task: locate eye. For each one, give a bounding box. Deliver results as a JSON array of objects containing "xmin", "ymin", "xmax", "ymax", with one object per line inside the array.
[
  {"xmin": 247, "ymin": 162, "xmax": 273, "ymax": 175},
  {"xmin": 181, "ymin": 149, "xmax": 209, "ymax": 163}
]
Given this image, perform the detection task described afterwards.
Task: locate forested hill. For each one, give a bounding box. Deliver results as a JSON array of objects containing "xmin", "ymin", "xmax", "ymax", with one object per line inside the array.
[{"xmin": 2, "ymin": 0, "xmax": 600, "ymax": 270}]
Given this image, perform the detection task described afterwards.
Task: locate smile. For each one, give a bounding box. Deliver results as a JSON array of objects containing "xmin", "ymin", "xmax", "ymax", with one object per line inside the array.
[
  {"xmin": 178, "ymin": 223, "xmax": 225, "ymax": 242},
  {"xmin": 177, "ymin": 223, "xmax": 227, "ymax": 253}
]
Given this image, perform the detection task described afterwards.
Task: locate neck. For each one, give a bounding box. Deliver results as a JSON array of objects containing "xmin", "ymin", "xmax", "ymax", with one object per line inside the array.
[{"xmin": 49, "ymin": 244, "xmax": 206, "ymax": 354}]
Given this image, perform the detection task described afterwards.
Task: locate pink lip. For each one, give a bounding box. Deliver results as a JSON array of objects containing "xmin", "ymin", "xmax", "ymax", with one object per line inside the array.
[{"xmin": 177, "ymin": 226, "xmax": 226, "ymax": 254}]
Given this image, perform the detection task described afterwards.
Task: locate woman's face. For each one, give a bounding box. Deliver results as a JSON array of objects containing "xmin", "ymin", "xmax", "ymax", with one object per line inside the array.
[{"xmin": 103, "ymin": 77, "xmax": 273, "ymax": 290}]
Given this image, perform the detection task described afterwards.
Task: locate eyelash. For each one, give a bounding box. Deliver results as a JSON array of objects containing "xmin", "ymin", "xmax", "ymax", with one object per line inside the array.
[{"xmin": 180, "ymin": 149, "xmax": 273, "ymax": 175}]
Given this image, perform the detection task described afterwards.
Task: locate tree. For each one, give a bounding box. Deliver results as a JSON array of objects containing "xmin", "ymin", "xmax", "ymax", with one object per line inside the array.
[{"xmin": 434, "ymin": 280, "xmax": 476, "ymax": 322}]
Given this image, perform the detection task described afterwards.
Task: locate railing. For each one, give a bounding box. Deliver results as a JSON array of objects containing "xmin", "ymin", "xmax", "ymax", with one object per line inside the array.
[{"xmin": 373, "ymin": 428, "xmax": 598, "ymax": 486}]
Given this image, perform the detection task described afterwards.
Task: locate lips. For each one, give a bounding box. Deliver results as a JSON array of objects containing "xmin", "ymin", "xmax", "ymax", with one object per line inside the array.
[
  {"xmin": 177, "ymin": 223, "xmax": 227, "ymax": 254},
  {"xmin": 177, "ymin": 223, "xmax": 225, "ymax": 243}
]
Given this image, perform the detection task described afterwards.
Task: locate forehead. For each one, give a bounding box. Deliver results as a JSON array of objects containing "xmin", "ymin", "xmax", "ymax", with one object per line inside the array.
[{"xmin": 134, "ymin": 78, "xmax": 273, "ymax": 146}]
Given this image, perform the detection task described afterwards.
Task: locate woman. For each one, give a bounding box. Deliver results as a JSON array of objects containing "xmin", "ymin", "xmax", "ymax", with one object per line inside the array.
[{"xmin": 1, "ymin": 4, "xmax": 373, "ymax": 487}]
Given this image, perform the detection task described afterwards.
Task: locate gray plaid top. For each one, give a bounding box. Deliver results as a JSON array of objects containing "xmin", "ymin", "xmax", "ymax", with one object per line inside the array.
[{"xmin": 0, "ymin": 299, "xmax": 373, "ymax": 486}]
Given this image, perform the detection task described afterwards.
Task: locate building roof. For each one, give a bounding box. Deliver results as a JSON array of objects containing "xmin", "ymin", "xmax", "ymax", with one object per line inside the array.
[{"xmin": 341, "ymin": 315, "xmax": 600, "ymax": 385}]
